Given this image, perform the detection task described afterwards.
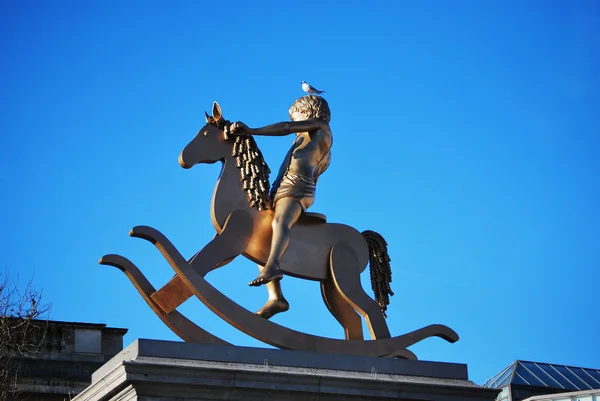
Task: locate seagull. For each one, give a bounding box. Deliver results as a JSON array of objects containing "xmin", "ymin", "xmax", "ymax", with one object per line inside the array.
[{"xmin": 301, "ymin": 81, "xmax": 325, "ymax": 95}]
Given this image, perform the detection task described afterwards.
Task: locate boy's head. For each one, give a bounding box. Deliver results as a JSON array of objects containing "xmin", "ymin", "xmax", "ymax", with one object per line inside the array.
[{"xmin": 289, "ymin": 95, "xmax": 331, "ymax": 123}]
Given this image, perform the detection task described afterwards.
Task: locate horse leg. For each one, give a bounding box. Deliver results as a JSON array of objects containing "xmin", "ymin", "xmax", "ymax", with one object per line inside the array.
[
  {"xmin": 151, "ymin": 255, "xmax": 235, "ymax": 314},
  {"xmin": 255, "ymin": 264, "xmax": 290, "ymax": 319},
  {"xmin": 329, "ymin": 243, "xmax": 391, "ymax": 340},
  {"xmin": 320, "ymin": 278, "xmax": 364, "ymax": 340},
  {"xmin": 130, "ymin": 210, "xmax": 253, "ymax": 314},
  {"xmin": 131, "ymin": 210, "xmax": 253, "ymax": 277}
]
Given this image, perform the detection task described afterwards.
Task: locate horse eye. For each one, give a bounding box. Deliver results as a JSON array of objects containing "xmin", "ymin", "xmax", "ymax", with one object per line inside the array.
[{"xmin": 203, "ymin": 131, "xmax": 209, "ymax": 137}]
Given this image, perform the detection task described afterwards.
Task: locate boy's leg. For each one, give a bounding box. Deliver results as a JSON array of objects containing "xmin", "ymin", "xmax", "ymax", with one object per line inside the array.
[
  {"xmin": 255, "ymin": 266, "xmax": 289, "ymax": 319},
  {"xmin": 249, "ymin": 197, "xmax": 303, "ymax": 286}
]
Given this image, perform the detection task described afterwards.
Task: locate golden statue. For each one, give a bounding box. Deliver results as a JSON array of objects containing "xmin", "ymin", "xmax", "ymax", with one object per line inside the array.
[{"xmin": 99, "ymin": 95, "xmax": 458, "ymax": 360}]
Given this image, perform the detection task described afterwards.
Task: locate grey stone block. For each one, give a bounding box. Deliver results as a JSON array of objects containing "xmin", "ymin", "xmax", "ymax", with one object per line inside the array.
[{"xmin": 76, "ymin": 339, "xmax": 499, "ymax": 401}]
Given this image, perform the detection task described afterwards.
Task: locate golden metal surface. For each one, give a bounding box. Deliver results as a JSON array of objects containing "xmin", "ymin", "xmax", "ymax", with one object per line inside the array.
[
  {"xmin": 99, "ymin": 254, "xmax": 228, "ymax": 345},
  {"xmin": 102, "ymin": 213, "xmax": 457, "ymax": 358},
  {"xmin": 100, "ymin": 99, "xmax": 459, "ymax": 359},
  {"xmin": 150, "ymin": 275, "xmax": 193, "ymax": 314}
]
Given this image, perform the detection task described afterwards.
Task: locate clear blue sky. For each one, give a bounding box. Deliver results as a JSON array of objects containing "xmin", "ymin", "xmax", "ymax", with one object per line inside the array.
[{"xmin": 1, "ymin": 0, "xmax": 598, "ymax": 385}]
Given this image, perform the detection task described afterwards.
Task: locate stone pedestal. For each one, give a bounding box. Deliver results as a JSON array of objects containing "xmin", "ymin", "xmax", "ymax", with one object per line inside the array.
[{"xmin": 73, "ymin": 339, "xmax": 499, "ymax": 401}]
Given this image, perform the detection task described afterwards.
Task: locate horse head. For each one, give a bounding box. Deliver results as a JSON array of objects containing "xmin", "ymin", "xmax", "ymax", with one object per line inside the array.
[{"xmin": 179, "ymin": 102, "xmax": 231, "ymax": 169}]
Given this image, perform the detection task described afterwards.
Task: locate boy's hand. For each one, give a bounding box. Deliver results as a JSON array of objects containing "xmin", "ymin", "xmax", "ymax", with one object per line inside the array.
[{"xmin": 230, "ymin": 121, "xmax": 251, "ymax": 136}]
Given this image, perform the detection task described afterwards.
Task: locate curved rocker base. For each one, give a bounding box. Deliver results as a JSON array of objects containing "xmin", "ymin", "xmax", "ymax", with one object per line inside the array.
[
  {"xmin": 100, "ymin": 211, "xmax": 459, "ymax": 360},
  {"xmin": 99, "ymin": 254, "xmax": 229, "ymax": 346}
]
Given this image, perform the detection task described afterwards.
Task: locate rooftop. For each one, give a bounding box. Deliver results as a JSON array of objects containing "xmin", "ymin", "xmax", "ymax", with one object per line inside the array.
[{"xmin": 483, "ymin": 361, "xmax": 600, "ymax": 392}]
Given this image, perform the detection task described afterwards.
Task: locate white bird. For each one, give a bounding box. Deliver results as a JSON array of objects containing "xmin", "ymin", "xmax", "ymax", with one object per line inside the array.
[{"xmin": 301, "ymin": 81, "xmax": 325, "ymax": 95}]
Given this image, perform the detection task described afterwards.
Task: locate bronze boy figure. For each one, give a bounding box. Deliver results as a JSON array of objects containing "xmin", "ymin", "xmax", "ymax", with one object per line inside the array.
[{"xmin": 230, "ymin": 95, "xmax": 332, "ymax": 318}]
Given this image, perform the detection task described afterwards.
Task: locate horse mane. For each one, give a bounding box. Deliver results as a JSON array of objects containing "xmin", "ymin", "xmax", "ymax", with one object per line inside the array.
[{"xmin": 221, "ymin": 122, "xmax": 272, "ymax": 211}]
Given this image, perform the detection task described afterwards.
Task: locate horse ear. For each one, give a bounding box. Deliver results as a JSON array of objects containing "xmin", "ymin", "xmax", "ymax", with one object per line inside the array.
[
  {"xmin": 205, "ymin": 111, "xmax": 210, "ymax": 123},
  {"xmin": 212, "ymin": 101, "xmax": 222, "ymax": 122}
]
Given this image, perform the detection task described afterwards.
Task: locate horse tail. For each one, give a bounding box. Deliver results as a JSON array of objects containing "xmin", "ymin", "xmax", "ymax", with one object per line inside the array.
[{"xmin": 361, "ymin": 230, "xmax": 394, "ymax": 318}]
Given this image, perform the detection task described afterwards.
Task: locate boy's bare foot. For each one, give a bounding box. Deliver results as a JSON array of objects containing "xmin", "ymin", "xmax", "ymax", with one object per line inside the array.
[
  {"xmin": 255, "ymin": 297, "xmax": 289, "ymax": 319},
  {"xmin": 249, "ymin": 265, "xmax": 283, "ymax": 286}
]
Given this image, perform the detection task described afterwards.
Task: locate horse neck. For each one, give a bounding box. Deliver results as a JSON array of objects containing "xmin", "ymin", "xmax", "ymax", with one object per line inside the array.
[{"xmin": 211, "ymin": 155, "xmax": 254, "ymax": 232}]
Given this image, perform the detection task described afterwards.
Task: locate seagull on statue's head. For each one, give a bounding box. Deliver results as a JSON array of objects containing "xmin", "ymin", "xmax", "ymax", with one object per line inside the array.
[{"xmin": 301, "ymin": 81, "xmax": 325, "ymax": 95}]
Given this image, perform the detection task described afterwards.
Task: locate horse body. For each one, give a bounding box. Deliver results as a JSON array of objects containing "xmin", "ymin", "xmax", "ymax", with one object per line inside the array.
[{"xmin": 209, "ymin": 150, "xmax": 368, "ymax": 280}]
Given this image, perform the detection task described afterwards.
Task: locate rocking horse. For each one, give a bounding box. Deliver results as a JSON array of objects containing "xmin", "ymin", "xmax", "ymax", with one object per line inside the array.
[{"xmin": 100, "ymin": 101, "xmax": 458, "ymax": 359}]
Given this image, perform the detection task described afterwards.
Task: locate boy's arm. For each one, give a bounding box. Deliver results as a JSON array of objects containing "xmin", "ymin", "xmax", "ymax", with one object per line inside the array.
[{"xmin": 230, "ymin": 118, "xmax": 326, "ymax": 136}]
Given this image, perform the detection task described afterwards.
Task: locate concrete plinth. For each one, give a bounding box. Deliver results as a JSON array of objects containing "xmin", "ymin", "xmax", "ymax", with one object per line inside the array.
[{"xmin": 73, "ymin": 339, "xmax": 499, "ymax": 401}]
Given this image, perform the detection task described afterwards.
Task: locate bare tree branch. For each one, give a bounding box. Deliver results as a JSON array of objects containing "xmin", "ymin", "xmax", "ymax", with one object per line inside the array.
[{"xmin": 0, "ymin": 268, "xmax": 51, "ymax": 401}]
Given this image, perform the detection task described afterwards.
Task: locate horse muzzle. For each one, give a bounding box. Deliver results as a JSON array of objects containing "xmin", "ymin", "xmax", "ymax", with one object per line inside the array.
[{"xmin": 178, "ymin": 151, "xmax": 193, "ymax": 169}]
